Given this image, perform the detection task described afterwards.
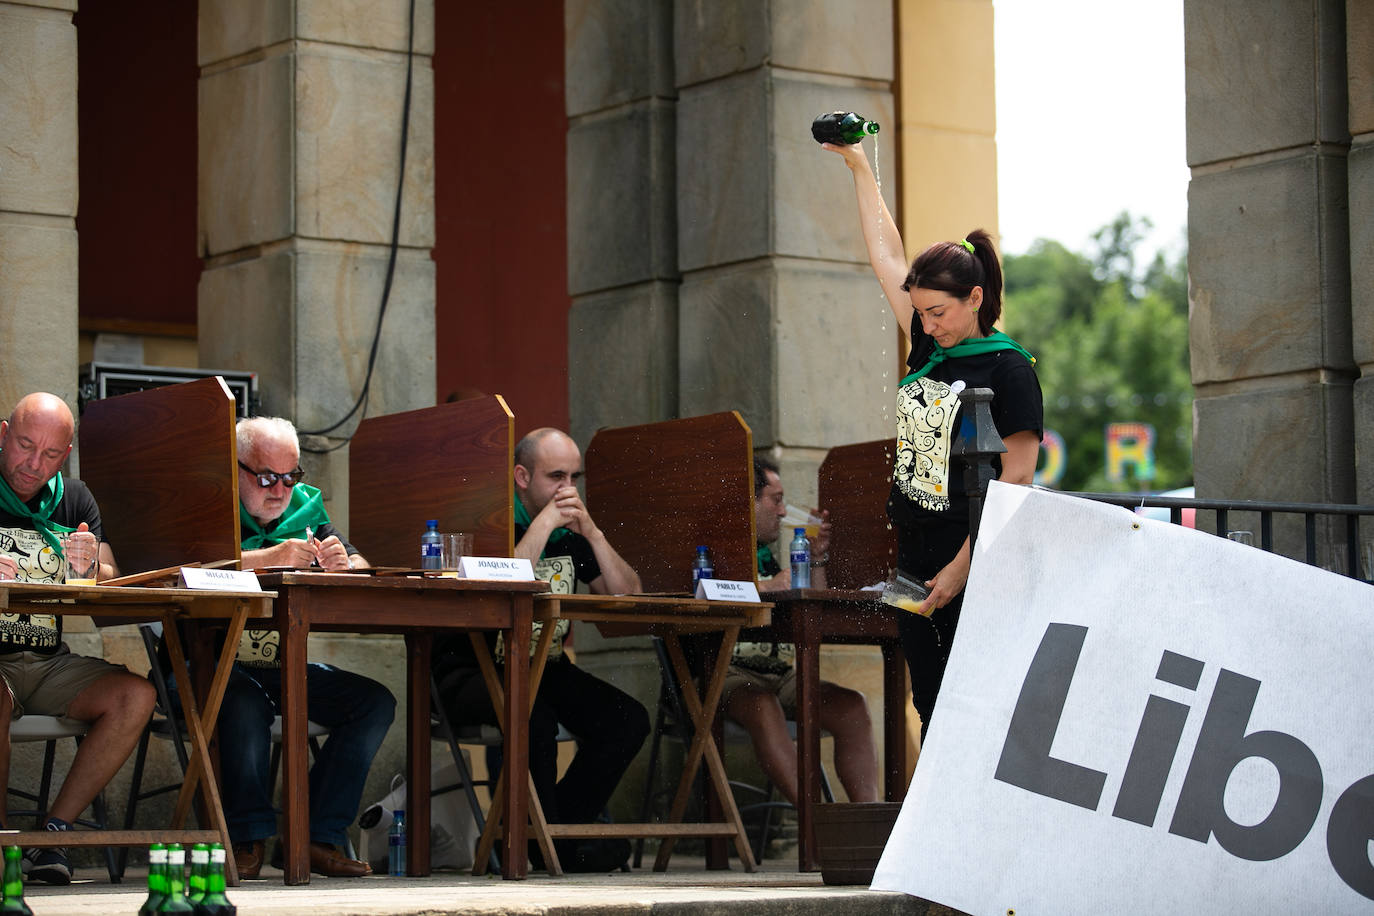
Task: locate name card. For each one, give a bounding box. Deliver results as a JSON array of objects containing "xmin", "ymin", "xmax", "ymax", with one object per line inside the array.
[
  {"xmin": 695, "ymin": 578, "xmax": 761, "ymax": 602},
  {"xmin": 458, "ymin": 556, "xmax": 536, "ymax": 581},
  {"xmin": 178, "ymin": 567, "xmax": 262, "ymax": 591}
]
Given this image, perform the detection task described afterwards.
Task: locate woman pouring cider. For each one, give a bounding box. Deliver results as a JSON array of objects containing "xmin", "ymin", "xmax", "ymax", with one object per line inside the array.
[{"xmin": 823, "ymin": 131, "xmax": 1043, "ymax": 741}]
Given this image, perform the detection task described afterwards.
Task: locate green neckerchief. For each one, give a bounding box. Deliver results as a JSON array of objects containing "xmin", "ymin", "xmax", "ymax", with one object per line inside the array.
[
  {"xmin": 513, "ymin": 495, "xmax": 573, "ymax": 560},
  {"xmin": 0, "ymin": 470, "xmax": 75, "ymax": 553},
  {"xmin": 239, "ymin": 484, "xmax": 332, "ymax": 549},
  {"xmin": 901, "ymin": 330, "xmax": 1035, "ymax": 385},
  {"xmin": 756, "ymin": 544, "xmax": 775, "ymax": 576}
]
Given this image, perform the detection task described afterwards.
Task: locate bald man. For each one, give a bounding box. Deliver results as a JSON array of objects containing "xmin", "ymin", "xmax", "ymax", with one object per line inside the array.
[
  {"xmin": 433, "ymin": 428, "xmax": 648, "ymax": 873},
  {"xmin": 0, "ymin": 392, "xmax": 156, "ymax": 884}
]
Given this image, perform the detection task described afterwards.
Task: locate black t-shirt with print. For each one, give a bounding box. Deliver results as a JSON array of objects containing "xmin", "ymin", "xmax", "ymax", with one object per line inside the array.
[
  {"xmin": 887, "ymin": 323, "xmax": 1044, "ymax": 530},
  {"xmin": 0, "ymin": 477, "xmax": 107, "ymax": 654}
]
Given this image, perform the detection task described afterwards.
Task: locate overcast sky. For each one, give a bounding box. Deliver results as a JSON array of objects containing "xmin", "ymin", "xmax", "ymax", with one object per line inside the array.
[{"xmin": 993, "ymin": 0, "xmax": 1188, "ymax": 261}]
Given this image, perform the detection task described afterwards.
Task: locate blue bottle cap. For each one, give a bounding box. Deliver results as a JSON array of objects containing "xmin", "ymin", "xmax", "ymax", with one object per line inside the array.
[
  {"xmin": 426, "ymin": 520, "xmax": 437, "ymax": 528},
  {"xmin": 795, "ymin": 527, "xmax": 805, "ymax": 535}
]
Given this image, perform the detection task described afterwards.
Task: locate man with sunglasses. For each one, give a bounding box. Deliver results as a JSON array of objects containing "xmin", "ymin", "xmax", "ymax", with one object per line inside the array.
[
  {"xmin": 433, "ymin": 427, "xmax": 648, "ymax": 872},
  {"xmin": 215, "ymin": 416, "xmax": 395, "ymax": 878}
]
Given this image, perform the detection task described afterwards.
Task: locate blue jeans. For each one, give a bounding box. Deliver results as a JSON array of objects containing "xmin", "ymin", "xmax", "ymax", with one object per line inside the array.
[{"xmin": 169, "ymin": 662, "xmax": 395, "ymax": 846}]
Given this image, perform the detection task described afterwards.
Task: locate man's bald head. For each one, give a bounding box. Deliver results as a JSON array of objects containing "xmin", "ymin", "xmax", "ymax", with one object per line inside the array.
[
  {"xmin": 513, "ymin": 428, "xmax": 582, "ymax": 516},
  {"xmin": 0, "ymin": 393, "xmax": 76, "ymax": 501}
]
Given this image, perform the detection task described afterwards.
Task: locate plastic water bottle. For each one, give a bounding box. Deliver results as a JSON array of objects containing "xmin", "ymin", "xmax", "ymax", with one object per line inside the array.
[
  {"xmin": 692, "ymin": 545, "xmax": 714, "ymax": 585},
  {"xmin": 420, "ymin": 520, "xmax": 442, "ymax": 570},
  {"xmin": 789, "ymin": 527, "xmax": 811, "ymax": 589},
  {"xmin": 388, "ymin": 809, "xmax": 407, "ymax": 876}
]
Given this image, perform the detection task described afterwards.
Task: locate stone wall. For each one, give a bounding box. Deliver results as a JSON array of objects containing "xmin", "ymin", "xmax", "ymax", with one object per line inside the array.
[
  {"xmin": 195, "ymin": 0, "xmax": 437, "ymax": 527},
  {"xmin": 565, "ymin": 0, "xmax": 995, "ymax": 809},
  {"xmin": 190, "ymin": 0, "xmax": 440, "ymax": 836},
  {"xmin": 1348, "ymin": 1, "xmax": 1374, "ymax": 513},
  {"xmin": 0, "ymin": 0, "xmax": 79, "ymax": 416},
  {"xmin": 1185, "ymin": 0, "xmax": 1365, "ymax": 565}
]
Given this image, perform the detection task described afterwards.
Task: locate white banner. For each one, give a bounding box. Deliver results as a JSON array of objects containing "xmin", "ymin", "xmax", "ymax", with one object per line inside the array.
[{"xmin": 873, "ymin": 482, "xmax": 1374, "ymax": 914}]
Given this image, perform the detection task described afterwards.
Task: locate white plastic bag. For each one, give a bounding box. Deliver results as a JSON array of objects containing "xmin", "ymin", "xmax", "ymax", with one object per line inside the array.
[{"xmin": 358, "ymin": 753, "xmax": 480, "ymax": 871}]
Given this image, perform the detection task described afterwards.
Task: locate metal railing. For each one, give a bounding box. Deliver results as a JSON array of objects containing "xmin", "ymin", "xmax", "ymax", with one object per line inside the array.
[
  {"xmin": 1073, "ymin": 492, "xmax": 1374, "ymax": 582},
  {"xmin": 952, "ymin": 387, "xmax": 1374, "ymax": 585}
]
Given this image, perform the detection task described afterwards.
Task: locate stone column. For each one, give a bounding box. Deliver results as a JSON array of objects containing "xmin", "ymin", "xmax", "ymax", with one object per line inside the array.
[
  {"xmin": 1349, "ymin": 2, "xmax": 1374, "ymax": 528},
  {"xmin": 0, "ymin": 0, "xmax": 78, "ymax": 415},
  {"xmin": 675, "ymin": 0, "xmax": 897, "ymax": 507},
  {"xmin": 562, "ymin": 0, "xmax": 680, "ymax": 815},
  {"xmin": 897, "ymin": 0, "xmax": 999, "ymax": 251},
  {"xmin": 196, "ymin": 0, "xmax": 437, "ymax": 524},
  {"xmin": 565, "ymin": 0, "xmax": 679, "ymax": 448},
  {"xmin": 1185, "ymin": 1, "xmax": 1356, "ymax": 538}
]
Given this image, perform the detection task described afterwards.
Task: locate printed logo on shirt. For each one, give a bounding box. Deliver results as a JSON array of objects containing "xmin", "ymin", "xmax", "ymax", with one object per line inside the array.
[
  {"xmin": 0, "ymin": 526, "xmax": 64, "ymax": 583},
  {"xmin": 0, "ymin": 526, "xmax": 63, "ymax": 650},
  {"xmin": 536, "ymin": 555, "xmax": 576, "ymax": 595},
  {"xmin": 894, "ymin": 376, "xmax": 959, "ymax": 513},
  {"xmin": 495, "ymin": 555, "xmax": 576, "ymax": 664},
  {"xmin": 236, "ymin": 628, "xmax": 280, "ymax": 667}
]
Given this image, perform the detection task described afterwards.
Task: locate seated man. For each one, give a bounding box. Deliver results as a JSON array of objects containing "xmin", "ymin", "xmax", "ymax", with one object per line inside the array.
[
  {"xmin": 208, "ymin": 416, "xmax": 395, "ymax": 878},
  {"xmin": 433, "ymin": 427, "xmax": 649, "ymax": 873},
  {"xmin": 722, "ymin": 456, "xmax": 879, "ymax": 807},
  {"xmin": 0, "ymin": 392, "xmax": 157, "ymax": 884}
]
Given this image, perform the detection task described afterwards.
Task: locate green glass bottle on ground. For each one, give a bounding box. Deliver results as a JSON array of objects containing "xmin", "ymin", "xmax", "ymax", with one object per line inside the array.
[
  {"xmin": 0, "ymin": 846, "xmax": 33, "ymax": 914},
  {"xmin": 194, "ymin": 844, "xmax": 236, "ymax": 916},
  {"xmin": 187, "ymin": 843, "xmax": 209, "ymax": 906},
  {"xmin": 157, "ymin": 844, "xmax": 196, "ymax": 912},
  {"xmin": 139, "ymin": 843, "xmax": 169, "ymax": 916},
  {"xmin": 810, "ymin": 111, "xmax": 880, "ymax": 145}
]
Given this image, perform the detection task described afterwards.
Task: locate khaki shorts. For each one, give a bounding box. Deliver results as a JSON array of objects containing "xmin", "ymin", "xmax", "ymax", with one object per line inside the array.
[
  {"xmin": 0, "ymin": 645, "xmax": 129, "ymax": 719},
  {"xmin": 722, "ymin": 663, "xmax": 798, "ymax": 717}
]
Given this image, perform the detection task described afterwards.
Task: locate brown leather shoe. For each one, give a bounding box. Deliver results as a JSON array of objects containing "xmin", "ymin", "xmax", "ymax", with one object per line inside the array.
[
  {"xmin": 233, "ymin": 840, "xmax": 265, "ymax": 879},
  {"xmin": 308, "ymin": 842, "xmax": 372, "ymax": 877}
]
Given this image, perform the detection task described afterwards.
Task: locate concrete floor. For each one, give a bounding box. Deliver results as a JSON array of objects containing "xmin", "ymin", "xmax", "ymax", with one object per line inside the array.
[{"xmin": 16, "ymin": 857, "xmax": 957, "ymax": 916}]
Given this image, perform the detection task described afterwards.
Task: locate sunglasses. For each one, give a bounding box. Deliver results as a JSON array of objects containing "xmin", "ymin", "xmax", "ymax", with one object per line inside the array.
[{"xmin": 238, "ymin": 461, "xmax": 307, "ymax": 489}]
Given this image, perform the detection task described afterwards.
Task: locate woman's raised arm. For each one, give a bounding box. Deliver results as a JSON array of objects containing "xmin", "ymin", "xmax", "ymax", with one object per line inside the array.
[{"xmin": 824, "ymin": 141, "xmax": 914, "ymax": 336}]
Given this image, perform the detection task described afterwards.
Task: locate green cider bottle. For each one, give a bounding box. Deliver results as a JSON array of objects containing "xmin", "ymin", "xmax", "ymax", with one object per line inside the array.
[
  {"xmin": 157, "ymin": 844, "xmax": 196, "ymax": 913},
  {"xmin": 810, "ymin": 110, "xmax": 880, "ymax": 145},
  {"xmin": 187, "ymin": 843, "xmax": 209, "ymax": 906},
  {"xmin": 194, "ymin": 844, "xmax": 236, "ymax": 916},
  {"xmin": 139, "ymin": 843, "xmax": 169, "ymax": 916},
  {"xmin": 1, "ymin": 846, "xmax": 32, "ymax": 915}
]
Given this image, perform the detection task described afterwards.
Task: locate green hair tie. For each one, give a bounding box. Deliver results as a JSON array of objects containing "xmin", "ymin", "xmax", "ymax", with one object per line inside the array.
[{"xmin": 960, "ymin": 239, "xmax": 975, "ymax": 254}]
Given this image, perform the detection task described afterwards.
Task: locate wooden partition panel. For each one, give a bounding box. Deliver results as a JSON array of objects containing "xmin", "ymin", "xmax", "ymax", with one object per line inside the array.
[
  {"xmin": 77, "ymin": 376, "xmax": 241, "ymax": 572},
  {"xmin": 349, "ymin": 396, "xmax": 514, "ymax": 567},
  {"xmin": 818, "ymin": 439, "xmax": 898, "ymax": 590},
  {"xmin": 585, "ymin": 412, "xmax": 754, "ymax": 594}
]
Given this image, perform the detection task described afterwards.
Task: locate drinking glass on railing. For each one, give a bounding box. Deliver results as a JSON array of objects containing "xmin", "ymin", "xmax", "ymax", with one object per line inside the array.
[{"xmin": 1226, "ymin": 530, "xmax": 1254, "ymax": 548}]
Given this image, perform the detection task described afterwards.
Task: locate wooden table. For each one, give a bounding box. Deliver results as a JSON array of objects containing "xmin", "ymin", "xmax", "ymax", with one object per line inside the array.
[
  {"xmin": 0, "ymin": 580, "xmax": 272, "ymax": 883},
  {"xmin": 472, "ymin": 593, "xmax": 771, "ymax": 876},
  {"xmin": 252, "ymin": 571, "xmax": 546, "ymax": 883},
  {"xmin": 738, "ymin": 588, "xmax": 907, "ymax": 871}
]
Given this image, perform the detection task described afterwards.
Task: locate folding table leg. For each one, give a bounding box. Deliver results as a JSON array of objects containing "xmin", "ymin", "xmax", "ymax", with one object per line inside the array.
[
  {"xmin": 653, "ymin": 629, "xmax": 757, "ymax": 873},
  {"xmin": 162, "ymin": 608, "xmax": 241, "ymax": 885}
]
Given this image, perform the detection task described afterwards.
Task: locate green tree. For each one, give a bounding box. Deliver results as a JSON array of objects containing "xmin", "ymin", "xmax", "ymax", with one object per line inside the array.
[{"xmin": 1002, "ymin": 212, "xmax": 1192, "ymax": 492}]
